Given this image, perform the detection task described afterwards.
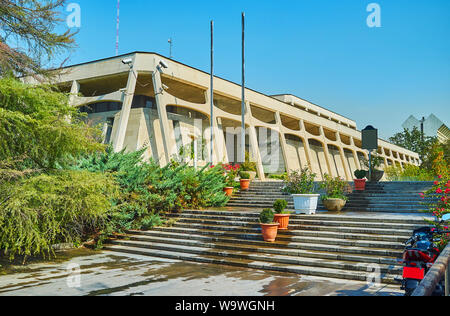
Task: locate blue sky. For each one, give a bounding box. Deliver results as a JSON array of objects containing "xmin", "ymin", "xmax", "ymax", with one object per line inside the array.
[{"xmin": 58, "ymin": 0, "xmax": 450, "ymax": 139}]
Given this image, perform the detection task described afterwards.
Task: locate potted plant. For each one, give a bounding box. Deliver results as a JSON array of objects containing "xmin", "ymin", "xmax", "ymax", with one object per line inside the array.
[
  {"xmin": 259, "ymin": 208, "xmax": 279, "ymax": 242},
  {"xmin": 239, "ymin": 171, "xmax": 251, "ymax": 191},
  {"xmin": 240, "ymin": 151, "xmax": 257, "ymax": 180},
  {"xmin": 273, "ymin": 199, "xmax": 291, "ymax": 230},
  {"xmin": 354, "ymin": 170, "xmax": 367, "ymax": 191},
  {"xmin": 283, "ymin": 167, "xmax": 320, "ymax": 215},
  {"xmin": 320, "ymin": 174, "xmax": 351, "ymax": 212},
  {"xmin": 223, "ymin": 163, "xmax": 239, "ymax": 196},
  {"xmin": 362, "ymin": 152, "xmax": 385, "ymax": 182}
]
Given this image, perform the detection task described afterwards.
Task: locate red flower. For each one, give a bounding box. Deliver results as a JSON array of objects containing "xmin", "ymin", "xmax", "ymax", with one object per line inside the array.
[
  {"xmin": 436, "ymin": 188, "xmax": 443, "ymax": 194},
  {"xmin": 438, "ymin": 175, "xmax": 443, "ymax": 179},
  {"xmin": 434, "ymin": 181, "xmax": 439, "ymax": 185},
  {"xmin": 445, "ymin": 188, "xmax": 450, "ymax": 194}
]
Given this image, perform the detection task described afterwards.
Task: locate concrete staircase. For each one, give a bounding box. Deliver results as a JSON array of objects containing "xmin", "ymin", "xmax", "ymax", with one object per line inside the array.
[
  {"xmin": 227, "ymin": 181, "xmax": 434, "ymax": 213},
  {"xmin": 104, "ymin": 210, "xmax": 431, "ymax": 284}
]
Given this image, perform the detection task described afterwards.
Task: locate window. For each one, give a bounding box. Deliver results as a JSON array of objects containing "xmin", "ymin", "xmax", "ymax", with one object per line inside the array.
[{"xmin": 104, "ymin": 118, "xmax": 114, "ymax": 144}]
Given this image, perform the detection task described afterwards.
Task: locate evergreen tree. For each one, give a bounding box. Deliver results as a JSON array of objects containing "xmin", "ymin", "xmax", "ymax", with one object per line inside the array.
[{"xmin": 0, "ymin": 0, "xmax": 75, "ymax": 77}]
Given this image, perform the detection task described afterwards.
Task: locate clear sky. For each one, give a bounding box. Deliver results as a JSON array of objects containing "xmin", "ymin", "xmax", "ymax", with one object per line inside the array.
[{"xmin": 57, "ymin": 0, "xmax": 450, "ymax": 139}]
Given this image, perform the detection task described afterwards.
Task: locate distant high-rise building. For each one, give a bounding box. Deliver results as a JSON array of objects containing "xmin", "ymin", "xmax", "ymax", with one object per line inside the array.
[{"xmin": 402, "ymin": 114, "xmax": 449, "ymax": 143}]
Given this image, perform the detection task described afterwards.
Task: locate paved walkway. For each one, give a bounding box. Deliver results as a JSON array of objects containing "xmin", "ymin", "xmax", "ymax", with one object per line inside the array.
[{"xmin": 0, "ymin": 248, "xmax": 403, "ymax": 296}]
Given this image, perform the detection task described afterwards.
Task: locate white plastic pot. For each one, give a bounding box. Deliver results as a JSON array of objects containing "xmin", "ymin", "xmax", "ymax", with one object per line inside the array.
[{"xmin": 292, "ymin": 194, "xmax": 320, "ymax": 215}]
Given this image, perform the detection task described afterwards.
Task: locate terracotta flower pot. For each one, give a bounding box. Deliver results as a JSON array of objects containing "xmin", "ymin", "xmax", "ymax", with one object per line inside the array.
[
  {"xmin": 354, "ymin": 179, "xmax": 366, "ymax": 191},
  {"xmin": 223, "ymin": 187, "xmax": 234, "ymax": 197},
  {"xmin": 322, "ymin": 198, "xmax": 347, "ymax": 212},
  {"xmin": 240, "ymin": 179, "xmax": 250, "ymax": 191},
  {"xmin": 274, "ymin": 214, "xmax": 290, "ymax": 230},
  {"xmin": 260, "ymin": 223, "xmax": 279, "ymax": 242}
]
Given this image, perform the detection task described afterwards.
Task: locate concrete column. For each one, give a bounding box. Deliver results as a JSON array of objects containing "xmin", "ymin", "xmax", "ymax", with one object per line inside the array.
[
  {"xmin": 319, "ymin": 126, "xmax": 334, "ymax": 177},
  {"xmin": 246, "ymin": 101, "xmax": 265, "ymax": 180},
  {"xmin": 350, "ymin": 137, "xmax": 362, "ymax": 170},
  {"xmin": 152, "ymin": 69, "xmax": 175, "ymax": 166},
  {"xmin": 68, "ymin": 80, "xmax": 80, "ymax": 106},
  {"xmin": 336, "ymin": 133, "xmax": 352, "ymax": 181},
  {"xmin": 275, "ymin": 111, "xmax": 292, "ymax": 173},
  {"xmin": 112, "ymin": 68, "xmax": 137, "ymax": 153},
  {"xmin": 299, "ymin": 119, "xmax": 314, "ymax": 171}
]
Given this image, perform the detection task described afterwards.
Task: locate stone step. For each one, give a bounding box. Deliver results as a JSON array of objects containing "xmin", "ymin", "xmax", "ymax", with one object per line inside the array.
[
  {"xmin": 233, "ymin": 193, "xmax": 431, "ymax": 200},
  {"xmin": 120, "ymin": 231, "xmax": 404, "ymax": 264},
  {"xmin": 149, "ymin": 225, "xmax": 405, "ymax": 249},
  {"xmin": 169, "ymin": 223, "xmax": 411, "ymax": 243},
  {"xmin": 127, "ymin": 229, "xmax": 404, "ymax": 258},
  {"xmin": 110, "ymin": 238, "xmax": 402, "ymax": 273},
  {"xmin": 171, "ymin": 216, "xmax": 423, "ymax": 231},
  {"xmin": 172, "ymin": 222, "xmax": 412, "ymax": 238},
  {"xmin": 104, "ymin": 244, "xmax": 398, "ymax": 284},
  {"xmin": 224, "ymin": 203, "xmax": 425, "ymax": 213},
  {"xmin": 156, "ymin": 224, "xmax": 409, "ymax": 243},
  {"xmin": 178, "ymin": 210, "xmax": 431, "ymax": 224},
  {"xmin": 230, "ymin": 197, "xmax": 427, "ymax": 207},
  {"xmin": 224, "ymin": 203, "xmax": 424, "ymax": 213}
]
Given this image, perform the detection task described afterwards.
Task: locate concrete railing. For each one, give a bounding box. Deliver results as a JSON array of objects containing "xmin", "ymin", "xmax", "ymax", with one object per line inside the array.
[{"xmin": 412, "ymin": 243, "xmax": 450, "ymax": 296}]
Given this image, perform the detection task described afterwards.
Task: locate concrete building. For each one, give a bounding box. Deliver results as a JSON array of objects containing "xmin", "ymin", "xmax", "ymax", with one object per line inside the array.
[
  {"xmin": 25, "ymin": 52, "xmax": 420, "ymax": 180},
  {"xmin": 402, "ymin": 114, "xmax": 449, "ymax": 143}
]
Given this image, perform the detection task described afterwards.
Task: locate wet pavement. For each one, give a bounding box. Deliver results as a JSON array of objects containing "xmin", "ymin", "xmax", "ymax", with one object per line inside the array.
[{"xmin": 0, "ymin": 248, "xmax": 403, "ymax": 296}]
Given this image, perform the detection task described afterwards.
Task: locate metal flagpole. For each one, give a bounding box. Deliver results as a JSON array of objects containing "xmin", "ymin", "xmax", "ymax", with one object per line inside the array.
[
  {"xmin": 116, "ymin": 0, "xmax": 120, "ymax": 56},
  {"xmin": 210, "ymin": 20, "xmax": 214, "ymax": 164},
  {"xmin": 241, "ymin": 12, "xmax": 246, "ymax": 164}
]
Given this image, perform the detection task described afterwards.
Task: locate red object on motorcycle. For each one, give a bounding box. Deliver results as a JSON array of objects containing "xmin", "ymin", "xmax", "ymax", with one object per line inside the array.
[
  {"xmin": 403, "ymin": 250, "xmax": 435, "ymax": 263},
  {"xmin": 403, "ymin": 267, "xmax": 425, "ymax": 280}
]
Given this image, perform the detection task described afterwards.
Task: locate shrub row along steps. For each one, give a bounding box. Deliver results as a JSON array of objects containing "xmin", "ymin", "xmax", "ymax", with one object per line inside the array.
[
  {"xmin": 104, "ymin": 209, "xmax": 431, "ymax": 284},
  {"xmin": 227, "ymin": 181, "xmax": 434, "ymax": 213}
]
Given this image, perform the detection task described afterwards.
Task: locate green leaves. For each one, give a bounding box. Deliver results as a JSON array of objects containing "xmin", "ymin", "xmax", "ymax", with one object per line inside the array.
[
  {"xmin": 389, "ymin": 127, "xmax": 438, "ymax": 163},
  {"xmin": 0, "ymin": 170, "xmax": 118, "ymax": 260},
  {"xmin": 0, "ymin": 78, "xmax": 103, "ymax": 171},
  {"xmin": 283, "ymin": 168, "xmax": 317, "ymax": 195},
  {"xmin": 75, "ymin": 149, "xmax": 229, "ymax": 236}
]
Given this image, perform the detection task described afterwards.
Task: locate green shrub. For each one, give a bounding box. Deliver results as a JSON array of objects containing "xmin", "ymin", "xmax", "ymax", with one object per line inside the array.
[
  {"xmin": 268, "ymin": 173, "xmax": 287, "ymax": 180},
  {"xmin": 354, "ymin": 170, "xmax": 367, "ymax": 180},
  {"xmin": 273, "ymin": 199, "xmax": 288, "ymax": 214},
  {"xmin": 240, "ymin": 151, "xmax": 257, "ymax": 172},
  {"xmin": 283, "ymin": 168, "xmax": 316, "ymax": 194},
  {"xmin": 385, "ymin": 164, "xmax": 435, "ymax": 181},
  {"xmin": 75, "ymin": 148, "xmax": 229, "ymax": 236},
  {"xmin": 0, "ymin": 170, "xmax": 119, "ymax": 260},
  {"xmin": 320, "ymin": 174, "xmax": 351, "ymax": 201},
  {"xmin": 239, "ymin": 171, "xmax": 250, "ymax": 179},
  {"xmin": 259, "ymin": 209, "xmax": 275, "ymax": 224}
]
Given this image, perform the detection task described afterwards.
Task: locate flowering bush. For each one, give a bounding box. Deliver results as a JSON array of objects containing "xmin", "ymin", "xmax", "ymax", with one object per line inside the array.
[
  {"xmin": 421, "ymin": 176, "xmax": 450, "ymax": 219},
  {"xmin": 223, "ymin": 163, "xmax": 240, "ymax": 187},
  {"xmin": 421, "ymin": 175, "xmax": 450, "ymax": 249}
]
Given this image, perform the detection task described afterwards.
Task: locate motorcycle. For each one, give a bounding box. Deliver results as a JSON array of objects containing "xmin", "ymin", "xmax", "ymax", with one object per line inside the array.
[{"xmin": 397, "ymin": 213, "xmax": 450, "ymax": 296}]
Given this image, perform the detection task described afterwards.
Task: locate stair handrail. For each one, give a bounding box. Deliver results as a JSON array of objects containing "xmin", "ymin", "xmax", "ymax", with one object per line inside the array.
[{"xmin": 411, "ymin": 243, "xmax": 450, "ymax": 296}]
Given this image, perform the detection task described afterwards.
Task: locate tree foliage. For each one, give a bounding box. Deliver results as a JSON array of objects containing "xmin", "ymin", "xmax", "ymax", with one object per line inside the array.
[
  {"xmin": 0, "ymin": 77, "xmax": 103, "ymax": 173},
  {"xmin": 0, "ymin": 170, "xmax": 119, "ymax": 260},
  {"xmin": 389, "ymin": 127, "xmax": 438, "ymax": 162},
  {"xmin": 75, "ymin": 148, "xmax": 229, "ymax": 237},
  {"xmin": 0, "ymin": 0, "xmax": 75, "ymax": 77}
]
